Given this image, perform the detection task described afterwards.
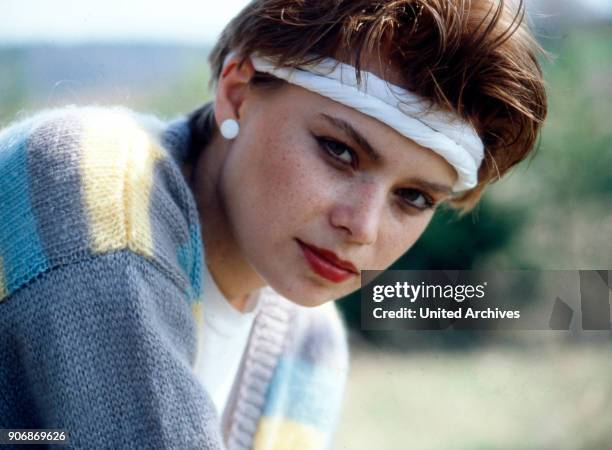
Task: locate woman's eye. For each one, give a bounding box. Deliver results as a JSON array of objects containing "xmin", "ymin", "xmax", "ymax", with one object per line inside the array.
[
  {"xmin": 317, "ymin": 137, "xmax": 357, "ymax": 167},
  {"xmin": 396, "ymin": 188, "xmax": 435, "ymax": 211}
]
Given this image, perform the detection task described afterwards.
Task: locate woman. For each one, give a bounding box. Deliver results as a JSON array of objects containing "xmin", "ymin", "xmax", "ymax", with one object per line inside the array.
[{"xmin": 0, "ymin": 0, "xmax": 546, "ymax": 448}]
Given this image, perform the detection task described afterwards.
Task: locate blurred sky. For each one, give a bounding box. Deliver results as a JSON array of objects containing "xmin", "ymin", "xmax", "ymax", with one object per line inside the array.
[
  {"xmin": 1, "ymin": 0, "xmax": 611, "ymax": 46},
  {"xmin": 0, "ymin": 0, "xmax": 252, "ymax": 45}
]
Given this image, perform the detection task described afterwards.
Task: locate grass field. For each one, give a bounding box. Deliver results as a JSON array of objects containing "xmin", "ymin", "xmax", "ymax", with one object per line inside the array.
[{"xmin": 334, "ymin": 341, "xmax": 612, "ymax": 449}]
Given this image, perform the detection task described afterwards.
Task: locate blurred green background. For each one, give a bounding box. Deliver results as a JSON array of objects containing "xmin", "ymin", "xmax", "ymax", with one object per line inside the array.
[{"xmin": 1, "ymin": 11, "xmax": 611, "ymax": 450}]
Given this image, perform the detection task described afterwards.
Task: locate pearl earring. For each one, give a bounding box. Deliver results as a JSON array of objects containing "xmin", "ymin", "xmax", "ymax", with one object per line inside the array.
[{"xmin": 220, "ymin": 119, "xmax": 240, "ymax": 140}]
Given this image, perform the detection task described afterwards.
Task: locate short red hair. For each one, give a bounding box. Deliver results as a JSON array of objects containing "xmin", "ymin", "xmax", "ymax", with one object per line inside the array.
[{"xmin": 200, "ymin": 0, "xmax": 547, "ymax": 213}]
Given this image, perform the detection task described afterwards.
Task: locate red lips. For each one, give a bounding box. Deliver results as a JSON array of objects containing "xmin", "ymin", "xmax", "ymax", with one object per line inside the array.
[{"xmin": 296, "ymin": 239, "xmax": 358, "ymax": 283}]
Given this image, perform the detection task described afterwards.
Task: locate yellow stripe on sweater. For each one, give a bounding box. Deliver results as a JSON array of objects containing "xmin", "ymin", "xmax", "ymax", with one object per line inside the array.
[
  {"xmin": 252, "ymin": 417, "xmax": 325, "ymax": 450},
  {"xmin": 81, "ymin": 110, "xmax": 164, "ymax": 258},
  {"xmin": 0, "ymin": 255, "xmax": 7, "ymax": 302}
]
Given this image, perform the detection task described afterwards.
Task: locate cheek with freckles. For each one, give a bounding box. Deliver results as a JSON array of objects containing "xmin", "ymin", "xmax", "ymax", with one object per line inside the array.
[
  {"xmin": 255, "ymin": 122, "xmax": 344, "ymax": 227},
  {"xmin": 246, "ymin": 131, "xmax": 323, "ymax": 230}
]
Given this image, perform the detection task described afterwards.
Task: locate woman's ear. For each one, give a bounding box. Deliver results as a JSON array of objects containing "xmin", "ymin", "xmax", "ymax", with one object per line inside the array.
[{"xmin": 213, "ymin": 55, "xmax": 256, "ymax": 130}]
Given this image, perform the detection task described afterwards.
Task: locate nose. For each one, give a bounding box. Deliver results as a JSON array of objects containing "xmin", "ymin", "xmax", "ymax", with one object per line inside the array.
[{"xmin": 329, "ymin": 180, "xmax": 385, "ymax": 245}]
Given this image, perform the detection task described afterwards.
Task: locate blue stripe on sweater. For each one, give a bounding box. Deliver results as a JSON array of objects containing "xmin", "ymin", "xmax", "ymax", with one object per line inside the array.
[
  {"xmin": 176, "ymin": 222, "xmax": 203, "ymax": 301},
  {"xmin": 0, "ymin": 119, "xmax": 50, "ymax": 295},
  {"xmin": 188, "ymin": 222, "xmax": 203, "ymax": 299},
  {"xmin": 262, "ymin": 356, "xmax": 344, "ymax": 432}
]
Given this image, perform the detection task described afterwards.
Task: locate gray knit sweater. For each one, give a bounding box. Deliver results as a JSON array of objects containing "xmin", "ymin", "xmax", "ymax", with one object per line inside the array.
[{"xmin": 0, "ymin": 106, "xmax": 349, "ymax": 449}]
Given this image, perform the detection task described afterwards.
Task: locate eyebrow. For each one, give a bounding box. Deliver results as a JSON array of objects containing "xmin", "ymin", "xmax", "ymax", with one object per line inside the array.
[
  {"xmin": 320, "ymin": 113, "xmax": 453, "ymax": 196},
  {"xmin": 409, "ymin": 178, "xmax": 453, "ymax": 196},
  {"xmin": 320, "ymin": 113, "xmax": 381, "ymax": 162}
]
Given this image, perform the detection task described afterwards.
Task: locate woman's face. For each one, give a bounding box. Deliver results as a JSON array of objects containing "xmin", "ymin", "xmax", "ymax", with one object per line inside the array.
[{"xmin": 213, "ymin": 63, "xmax": 457, "ymax": 307}]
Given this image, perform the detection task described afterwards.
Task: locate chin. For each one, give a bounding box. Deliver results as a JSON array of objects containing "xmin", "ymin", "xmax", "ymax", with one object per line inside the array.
[
  {"xmin": 271, "ymin": 283, "xmax": 331, "ymax": 307},
  {"xmin": 284, "ymin": 297, "xmax": 329, "ymax": 308},
  {"xmin": 267, "ymin": 275, "xmax": 353, "ymax": 308}
]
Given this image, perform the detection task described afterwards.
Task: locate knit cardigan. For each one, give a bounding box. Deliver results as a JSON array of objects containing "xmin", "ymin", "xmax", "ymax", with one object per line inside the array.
[{"xmin": 0, "ymin": 106, "xmax": 349, "ymax": 449}]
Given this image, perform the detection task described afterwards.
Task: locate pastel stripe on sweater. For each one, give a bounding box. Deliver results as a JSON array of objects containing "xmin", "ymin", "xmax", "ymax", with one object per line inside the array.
[
  {"xmin": 252, "ymin": 417, "xmax": 325, "ymax": 450},
  {"xmin": 260, "ymin": 356, "xmax": 344, "ymax": 430},
  {"xmin": 0, "ymin": 107, "xmax": 200, "ymax": 305},
  {"xmin": 177, "ymin": 222, "xmax": 204, "ymax": 301},
  {"xmin": 80, "ymin": 110, "xmax": 164, "ymax": 257},
  {"xmin": 0, "ymin": 117, "xmax": 50, "ymax": 300}
]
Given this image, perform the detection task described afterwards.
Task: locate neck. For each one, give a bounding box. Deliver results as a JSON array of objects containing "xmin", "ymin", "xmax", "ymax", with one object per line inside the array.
[{"xmin": 187, "ymin": 133, "xmax": 267, "ymax": 313}]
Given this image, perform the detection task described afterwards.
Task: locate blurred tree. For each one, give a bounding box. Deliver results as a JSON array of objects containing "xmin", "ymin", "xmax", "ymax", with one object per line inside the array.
[{"xmin": 538, "ymin": 26, "xmax": 612, "ymax": 200}]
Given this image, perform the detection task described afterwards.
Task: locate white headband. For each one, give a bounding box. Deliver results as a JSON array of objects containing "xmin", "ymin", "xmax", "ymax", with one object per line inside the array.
[{"xmin": 228, "ymin": 54, "xmax": 484, "ymax": 191}]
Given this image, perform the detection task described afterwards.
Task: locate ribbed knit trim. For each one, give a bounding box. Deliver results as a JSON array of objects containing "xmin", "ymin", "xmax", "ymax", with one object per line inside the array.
[{"xmin": 223, "ymin": 291, "xmax": 295, "ymax": 450}]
